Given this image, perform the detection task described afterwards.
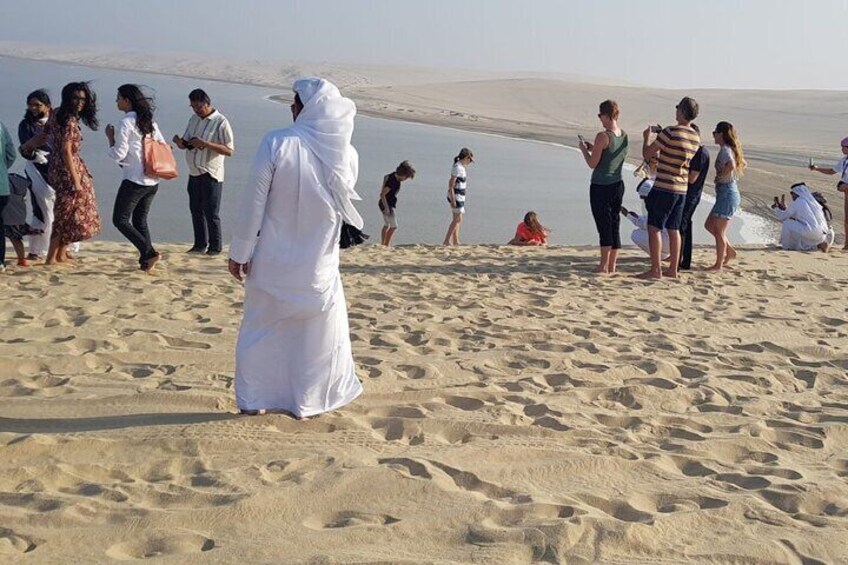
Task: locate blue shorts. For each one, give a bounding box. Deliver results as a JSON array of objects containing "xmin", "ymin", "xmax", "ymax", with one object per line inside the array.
[
  {"xmin": 710, "ymin": 182, "xmax": 740, "ymax": 219},
  {"xmin": 646, "ymin": 189, "xmax": 685, "ymax": 231}
]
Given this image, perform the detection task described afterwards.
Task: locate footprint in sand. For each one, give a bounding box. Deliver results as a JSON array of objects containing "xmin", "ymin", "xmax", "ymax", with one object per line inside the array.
[
  {"xmin": 0, "ymin": 528, "xmax": 37, "ymax": 555},
  {"xmin": 106, "ymin": 531, "xmax": 215, "ymax": 560},
  {"xmin": 655, "ymin": 495, "xmax": 729, "ymax": 513},
  {"xmin": 579, "ymin": 494, "xmax": 655, "ymax": 524},
  {"xmin": 158, "ymin": 335, "xmax": 212, "ymax": 350},
  {"xmin": 259, "ymin": 456, "xmax": 336, "ymax": 485},
  {"xmin": 713, "ymin": 473, "xmax": 771, "ymax": 490},
  {"xmin": 378, "ymin": 457, "xmax": 432, "ymax": 479},
  {"xmin": 303, "ymin": 510, "xmax": 400, "ymax": 530},
  {"xmin": 444, "ymin": 396, "xmax": 486, "ymax": 411}
]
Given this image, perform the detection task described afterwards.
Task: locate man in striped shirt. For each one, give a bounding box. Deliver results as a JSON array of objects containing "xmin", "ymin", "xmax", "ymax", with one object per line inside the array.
[
  {"xmin": 638, "ymin": 97, "xmax": 700, "ymax": 279},
  {"xmin": 173, "ymin": 89, "xmax": 235, "ymax": 255}
]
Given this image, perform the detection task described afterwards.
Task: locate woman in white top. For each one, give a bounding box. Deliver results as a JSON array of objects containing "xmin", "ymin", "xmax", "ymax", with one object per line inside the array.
[
  {"xmin": 105, "ymin": 84, "xmax": 166, "ymax": 273},
  {"xmin": 443, "ymin": 147, "xmax": 473, "ymax": 245}
]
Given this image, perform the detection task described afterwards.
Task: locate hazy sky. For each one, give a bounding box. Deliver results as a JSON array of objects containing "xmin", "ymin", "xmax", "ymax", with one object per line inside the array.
[{"xmin": 2, "ymin": 0, "xmax": 846, "ymax": 90}]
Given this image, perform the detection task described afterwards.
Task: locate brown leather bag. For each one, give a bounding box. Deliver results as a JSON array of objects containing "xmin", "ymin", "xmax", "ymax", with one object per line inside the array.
[{"xmin": 143, "ymin": 136, "xmax": 179, "ymax": 180}]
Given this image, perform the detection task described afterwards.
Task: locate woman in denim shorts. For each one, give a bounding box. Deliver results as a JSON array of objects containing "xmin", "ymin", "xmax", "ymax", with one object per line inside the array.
[{"xmin": 705, "ymin": 121, "xmax": 745, "ymax": 271}]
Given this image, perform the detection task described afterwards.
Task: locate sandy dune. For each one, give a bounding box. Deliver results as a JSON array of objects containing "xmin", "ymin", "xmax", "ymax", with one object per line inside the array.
[{"xmin": 2, "ymin": 243, "xmax": 848, "ymax": 563}]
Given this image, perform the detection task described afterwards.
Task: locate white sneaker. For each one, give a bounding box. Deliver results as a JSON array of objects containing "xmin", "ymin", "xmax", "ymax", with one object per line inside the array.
[{"xmin": 0, "ymin": 263, "xmax": 6, "ymax": 273}]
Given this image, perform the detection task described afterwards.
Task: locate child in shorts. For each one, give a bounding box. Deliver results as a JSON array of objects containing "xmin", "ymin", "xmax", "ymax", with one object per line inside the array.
[{"xmin": 379, "ymin": 160, "xmax": 416, "ymax": 247}]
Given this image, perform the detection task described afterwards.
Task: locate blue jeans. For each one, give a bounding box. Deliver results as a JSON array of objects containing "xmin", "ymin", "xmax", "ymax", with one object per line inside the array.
[{"xmin": 187, "ymin": 173, "xmax": 223, "ymax": 252}]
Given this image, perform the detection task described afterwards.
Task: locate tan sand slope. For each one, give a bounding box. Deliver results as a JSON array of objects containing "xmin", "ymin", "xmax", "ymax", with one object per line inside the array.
[{"xmin": 1, "ymin": 242, "xmax": 848, "ymax": 563}]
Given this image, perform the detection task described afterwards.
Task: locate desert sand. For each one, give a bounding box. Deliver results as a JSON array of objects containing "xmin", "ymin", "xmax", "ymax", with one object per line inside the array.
[
  {"xmin": 2, "ymin": 243, "xmax": 848, "ymax": 563},
  {"xmin": 2, "ymin": 42, "xmax": 848, "ymax": 563},
  {"xmin": 2, "ymin": 41, "xmax": 847, "ymax": 241}
]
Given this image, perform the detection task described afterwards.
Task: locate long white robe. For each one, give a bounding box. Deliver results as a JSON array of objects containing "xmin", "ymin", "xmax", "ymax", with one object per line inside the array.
[
  {"xmin": 627, "ymin": 212, "xmax": 670, "ymax": 259},
  {"xmin": 229, "ymin": 126, "xmax": 362, "ymax": 418},
  {"xmin": 774, "ymin": 185, "xmax": 833, "ymax": 251},
  {"xmin": 24, "ymin": 160, "xmax": 55, "ymax": 257}
]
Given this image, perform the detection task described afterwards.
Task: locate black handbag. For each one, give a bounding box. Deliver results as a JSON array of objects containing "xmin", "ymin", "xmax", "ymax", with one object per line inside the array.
[{"xmin": 339, "ymin": 222, "xmax": 369, "ymax": 249}]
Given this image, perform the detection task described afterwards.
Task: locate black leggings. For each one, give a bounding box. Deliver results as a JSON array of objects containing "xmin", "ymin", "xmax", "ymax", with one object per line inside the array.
[
  {"xmin": 590, "ymin": 181, "xmax": 625, "ymax": 249},
  {"xmin": 112, "ymin": 180, "xmax": 159, "ymax": 269}
]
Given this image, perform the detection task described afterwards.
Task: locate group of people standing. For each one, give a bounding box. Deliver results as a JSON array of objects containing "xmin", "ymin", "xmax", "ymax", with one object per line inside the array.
[
  {"xmin": 581, "ymin": 97, "xmax": 842, "ymax": 277},
  {"xmin": 0, "ymin": 82, "xmax": 233, "ymax": 273},
  {"xmin": 581, "ymin": 96, "xmax": 791, "ymax": 279}
]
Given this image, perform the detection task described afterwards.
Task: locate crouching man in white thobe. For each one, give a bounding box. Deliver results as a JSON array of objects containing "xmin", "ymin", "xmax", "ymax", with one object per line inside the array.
[
  {"xmin": 772, "ymin": 183, "xmax": 834, "ymax": 252},
  {"xmin": 621, "ymin": 179, "xmax": 670, "ymax": 259},
  {"xmin": 227, "ymin": 78, "xmax": 364, "ymax": 418}
]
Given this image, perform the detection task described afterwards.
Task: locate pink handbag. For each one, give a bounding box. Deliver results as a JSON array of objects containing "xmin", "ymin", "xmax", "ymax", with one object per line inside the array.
[{"xmin": 143, "ymin": 136, "xmax": 179, "ymax": 180}]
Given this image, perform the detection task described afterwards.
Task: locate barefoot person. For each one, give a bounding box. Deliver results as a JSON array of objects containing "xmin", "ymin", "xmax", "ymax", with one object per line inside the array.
[
  {"xmin": 580, "ymin": 99, "xmax": 628, "ymax": 274},
  {"xmin": 443, "ymin": 148, "xmax": 473, "ymax": 246},
  {"xmin": 105, "ymin": 84, "xmax": 165, "ymax": 273},
  {"xmin": 44, "ymin": 82, "xmax": 101, "ymax": 265},
  {"xmin": 17, "ymin": 90, "xmax": 55, "ymax": 261},
  {"xmin": 704, "ymin": 121, "xmax": 746, "ymax": 271},
  {"xmin": 3, "ymin": 173, "xmax": 43, "ymax": 269},
  {"xmin": 378, "ymin": 160, "xmax": 416, "ymax": 246},
  {"xmin": 0, "ymin": 120, "xmax": 18, "ymax": 273},
  {"xmin": 228, "ymin": 78, "xmax": 363, "ymax": 418},
  {"xmin": 508, "ymin": 211, "xmax": 549, "ymax": 246},
  {"xmin": 809, "ymin": 136, "xmax": 848, "ymax": 250},
  {"xmin": 639, "ymin": 97, "xmax": 700, "ymax": 279},
  {"xmin": 772, "ymin": 183, "xmax": 834, "ymax": 252}
]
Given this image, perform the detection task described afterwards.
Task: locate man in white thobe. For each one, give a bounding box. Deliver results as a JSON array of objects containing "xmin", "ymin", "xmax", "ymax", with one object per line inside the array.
[
  {"xmin": 621, "ymin": 179, "xmax": 670, "ymax": 259},
  {"xmin": 772, "ymin": 183, "xmax": 834, "ymax": 252},
  {"xmin": 228, "ymin": 78, "xmax": 363, "ymax": 418}
]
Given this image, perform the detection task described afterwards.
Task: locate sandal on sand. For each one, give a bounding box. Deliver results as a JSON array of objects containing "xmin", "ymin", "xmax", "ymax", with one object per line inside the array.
[{"xmin": 239, "ymin": 409, "xmax": 267, "ymax": 416}]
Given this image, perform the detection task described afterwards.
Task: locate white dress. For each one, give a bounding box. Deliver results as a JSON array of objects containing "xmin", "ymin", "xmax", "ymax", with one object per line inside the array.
[{"xmin": 229, "ymin": 129, "xmax": 362, "ymax": 418}]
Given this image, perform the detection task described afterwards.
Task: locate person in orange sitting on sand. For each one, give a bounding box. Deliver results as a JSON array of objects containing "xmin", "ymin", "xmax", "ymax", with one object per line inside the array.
[{"xmin": 508, "ymin": 211, "xmax": 549, "ymax": 246}]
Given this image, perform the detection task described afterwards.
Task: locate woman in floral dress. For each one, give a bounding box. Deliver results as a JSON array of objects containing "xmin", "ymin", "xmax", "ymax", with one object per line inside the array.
[{"xmin": 46, "ymin": 82, "xmax": 101, "ymax": 264}]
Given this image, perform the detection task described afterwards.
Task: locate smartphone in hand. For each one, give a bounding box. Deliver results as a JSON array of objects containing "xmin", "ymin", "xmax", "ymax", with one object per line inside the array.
[
  {"xmin": 577, "ymin": 134, "xmax": 587, "ymax": 146},
  {"xmin": 650, "ymin": 124, "xmax": 663, "ymax": 133}
]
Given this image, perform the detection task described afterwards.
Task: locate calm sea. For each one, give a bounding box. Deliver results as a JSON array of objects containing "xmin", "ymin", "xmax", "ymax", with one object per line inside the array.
[{"xmin": 0, "ymin": 57, "xmax": 772, "ymax": 246}]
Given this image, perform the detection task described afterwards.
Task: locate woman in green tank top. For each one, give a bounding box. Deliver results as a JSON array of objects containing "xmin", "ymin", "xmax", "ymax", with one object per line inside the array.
[{"xmin": 580, "ymin": 99, "xmax": 629, "ymax": 274}]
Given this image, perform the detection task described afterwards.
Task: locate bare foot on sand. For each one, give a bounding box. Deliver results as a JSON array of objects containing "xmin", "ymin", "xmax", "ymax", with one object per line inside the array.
[
  {"xmin": 662, "ymin": 269, "xmax": 679, "ymax": 279},
  {"xmin": 144, "ymin": 252, "xmax": 161, "ymax": 275},
  {"xmin": 704, "ymin": 264, "xmax": 723, "ymax": 272},
  {"xmin": 723, "ymin": 247, "xmax": 737, "ymax": 265},
  {"xmin": 635, "ymin": 270, "xmax": 662, "ymax": 280}
]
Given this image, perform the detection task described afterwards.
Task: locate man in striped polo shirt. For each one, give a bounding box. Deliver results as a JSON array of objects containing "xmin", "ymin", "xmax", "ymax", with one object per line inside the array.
[
  {"xmin": 173, "ymin": 89, "xmax": 235, "ymax": 256},
  {"xmin": 638, "ymin": 97, "xmax": 700, "ymax": 280}
]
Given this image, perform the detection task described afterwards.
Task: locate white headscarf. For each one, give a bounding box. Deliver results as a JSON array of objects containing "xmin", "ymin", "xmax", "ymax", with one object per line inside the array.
[
  {"xmin": 788, "ymin": 183, "xmax": 829, "ymax": 233},
  {"xmin": 290, "ymin": 78, "xmax": 363, "ymax": 229}
]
